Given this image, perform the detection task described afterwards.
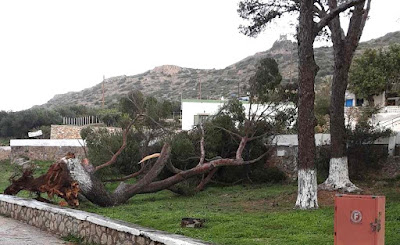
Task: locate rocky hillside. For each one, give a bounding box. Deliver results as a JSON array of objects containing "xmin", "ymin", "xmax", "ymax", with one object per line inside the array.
[{"xmin": 43, "ymin": 31, "xmax": 400, "ymax": 108}]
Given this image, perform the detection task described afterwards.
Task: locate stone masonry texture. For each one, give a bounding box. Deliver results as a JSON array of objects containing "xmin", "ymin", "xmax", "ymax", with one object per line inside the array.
[
  {"xmin": 0, "ymin": 195, "xmax": 211, "ymax": 245},
  {"xmin": 51, "ymin": 125, "xmax": 121, "ymax": 139},
  {"xmin": 11, "ymin": 146, "xmax": 86, "ymax": 161}
]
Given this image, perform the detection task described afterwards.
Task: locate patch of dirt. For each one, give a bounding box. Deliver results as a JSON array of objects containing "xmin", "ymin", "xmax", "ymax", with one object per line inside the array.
[{"xmin": 238, "ymin": 186, "xmax": 390, "ymax": 212}]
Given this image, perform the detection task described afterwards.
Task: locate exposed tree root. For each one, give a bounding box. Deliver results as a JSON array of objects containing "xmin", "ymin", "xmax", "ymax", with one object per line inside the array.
[{"xmin": 4, "ymin": 154, "xmax": 80, "ymax": 207}]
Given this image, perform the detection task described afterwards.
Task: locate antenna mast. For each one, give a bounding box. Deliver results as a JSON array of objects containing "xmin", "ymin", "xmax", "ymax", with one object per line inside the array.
[{"xmin": 102, "ymin": 75, "xmax": 105, "ymax": 108}]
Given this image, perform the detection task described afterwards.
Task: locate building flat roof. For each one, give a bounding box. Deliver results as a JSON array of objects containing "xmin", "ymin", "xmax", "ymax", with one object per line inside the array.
[{"xmin": 181, "ymin": 99, "xmax": 249, "ymax": 104}]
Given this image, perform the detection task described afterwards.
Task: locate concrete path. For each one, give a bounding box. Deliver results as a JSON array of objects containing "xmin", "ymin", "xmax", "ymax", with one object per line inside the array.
[{"xmin": 0, "ymin": 215, "xmax": 70, "ymax": 245}]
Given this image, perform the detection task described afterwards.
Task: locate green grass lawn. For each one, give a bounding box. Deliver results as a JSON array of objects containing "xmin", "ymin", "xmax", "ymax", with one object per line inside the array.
[{"xmin": 1, "ymin": 160, "xmax": 399, "ymax": 245}]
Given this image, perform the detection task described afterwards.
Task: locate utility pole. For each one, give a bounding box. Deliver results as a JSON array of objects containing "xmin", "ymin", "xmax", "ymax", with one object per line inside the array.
[
  {"xmin": 289, "ymin": 47, "xmax": 293, "ymax": 84},
  {"xmin": 102, "ymin": 75, "xmax": 105, "ymax": 108},
  {"xmin": 199, "ymin": 79, "xmax": 202, "ymax": 100},
  {"xmin": 238, "ymin": 81, "xmax": 240, "ymax": 98}
]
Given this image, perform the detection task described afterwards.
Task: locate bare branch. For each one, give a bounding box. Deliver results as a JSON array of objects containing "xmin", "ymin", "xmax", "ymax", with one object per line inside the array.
[
  {"xmin": 138, "ymin": 152, "xmax": 267, "ymax": 194},
  {"xmin": 94, "ymin": 116, "xmax": 138, "ymax": 172},
  {"xmin": 243, "ymin": 152, "xmax": 268, "ymax": 164},
  {"xmin": 248, "ymin": 131, "xmax": 273, "ymax": 142},
  {"xmin": 344, "ymin": 0, "xmax": 371, "ymax": 59},
  {"xmin": 238, "ymin": 0, "xmax": 299, "ymax": 37},
  {"xmin": 236, "ymin": 136, "xmax": 249, "ymax": 160},
  {"xmin": 141, "ymin": 113, "xmax": 173, "ymax": 134},
  {"xmin": 77, "ymin": 139, "xmax": 88, "ymax": 159},
  {"xmin": 197, "ymin": 125, "xmax": 206, "ymax": 166},
  {"xmin": 166, "ymin": 160, "xmax": 183, "ymax": 174},
  {"xmin": 103, "ymin": 164, "xmax": 146, "ymax": 182},
  {"xmin": 212, "ymin": 125, "xmax": 242, "ymax": 139},
  {"xmin": 114, "ymin": 143, "xmax": 171, "ymax": 201},
  {"xmin": 196, "ymin": 168, "xmax": 218, "ymax": 191},
  {"xmin": 316, "ymin": 0, "xmax": 366, "ymax": 35}
]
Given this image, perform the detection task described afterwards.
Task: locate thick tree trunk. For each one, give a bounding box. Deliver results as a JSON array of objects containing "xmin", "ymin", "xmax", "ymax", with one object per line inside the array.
[
  {"xmin": 295, "ymin": 169, "xmax": 318, "ymax": 209},
  {"xmin": 321, "ymin": 0, "xmax": 369, "ymax": 192},
  {"xmin": 65, "ymin": 157, "xmax": 116, "ymax": 207},
  {"xmin": 321, "ymin": 55, "xmax": 359, "ymax": 192},
  {"xmin": 295, "ymin": 0, "xmax": 318, "ymax": 209},
  {"xmin": 319, "ymin": 157, "xmax": 360, "ymax": 192}
]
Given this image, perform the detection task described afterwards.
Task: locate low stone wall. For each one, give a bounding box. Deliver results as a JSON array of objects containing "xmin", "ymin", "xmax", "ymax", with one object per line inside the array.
[
  {"xmin": 266, "ymin": 146, "xmax": 297, "ymax": 180},
  {"xmin": 0, "ymin": 195, "xmax": 210, "ymax": 245},
  {"xmin": 51, "ymin": 125, "xmax": 84, "ymax": 139},
  {"xmin": 0, "ymin": 146, "xmax": 11, "ymax": 161},
  {"xmin": 10, "ymin": 139, "xmax": 86, "ymax": 161},
  {"xmin": 51, "ymin": 125, "xmax": 122, "ymax": 139}
]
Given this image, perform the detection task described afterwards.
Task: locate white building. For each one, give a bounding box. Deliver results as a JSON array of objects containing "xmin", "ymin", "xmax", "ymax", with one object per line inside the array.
[
  {"xmin": 345, "ymin": 91, "xmax": 400, "ymax": 131},
  {"xmin": 181, "ymin": 99, "xmax": 294, "ymax": 130},
  {"xmin": 344, "ymin": 91, "xmax": 385, "ymax": 108}
]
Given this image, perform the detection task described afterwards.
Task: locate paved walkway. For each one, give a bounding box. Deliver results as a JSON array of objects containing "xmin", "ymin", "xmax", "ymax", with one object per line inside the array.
[{"xmin": 0, "ymin": 215, "xmax": 69, "ymax": 245}]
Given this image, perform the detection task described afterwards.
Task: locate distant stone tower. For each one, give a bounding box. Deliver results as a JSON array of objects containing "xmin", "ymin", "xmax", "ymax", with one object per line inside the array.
[{"xmin": 279, "ymin": 34, "xmax": 288, "ymax": 41}]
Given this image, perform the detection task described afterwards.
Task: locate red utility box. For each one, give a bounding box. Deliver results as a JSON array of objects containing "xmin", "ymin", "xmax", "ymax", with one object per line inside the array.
[{"xmin": 334, "ymin": 194, "xmax": 385, "ymax": 245}]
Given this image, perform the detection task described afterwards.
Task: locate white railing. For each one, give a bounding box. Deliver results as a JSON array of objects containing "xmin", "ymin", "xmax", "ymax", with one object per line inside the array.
[
  {"xmin": 379, "ymin": 116, "xmax": 400, "ymax": 128},
  {"xmin": 381, "ymin": 106, "xmax": 400, "ymax": 114},
  {"xmin": 62, "ymin": 116, "xmax": 101, "ymax": 126}
]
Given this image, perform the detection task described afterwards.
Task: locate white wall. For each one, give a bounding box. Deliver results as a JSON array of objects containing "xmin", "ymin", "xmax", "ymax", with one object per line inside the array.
[
  {"xmin": 270, "ymin": 133, "xmax": 395, "ymax": 146},
  {"xmin": 373, "ymin": 92, "xmax": 386, "ymax": 107},
  {"xmin": 271, "ymin": 134, "xmax": 331, "ymax": 146},
  {"xmin": 10, "ymin": 139, "xmax": 86, "ymax": 147},
  {"xmin": 182, "ymin": 100, "xmax": 225, "ymax": 130}
]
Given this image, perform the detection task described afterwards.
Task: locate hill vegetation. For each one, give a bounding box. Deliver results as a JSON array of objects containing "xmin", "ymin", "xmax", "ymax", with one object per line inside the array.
[{"xmin": 42, "ymin": 31, "xmax": 400, "ymax": 108}]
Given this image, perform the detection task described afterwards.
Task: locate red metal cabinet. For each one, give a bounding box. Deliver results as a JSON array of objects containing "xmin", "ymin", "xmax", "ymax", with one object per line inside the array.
[{"xmin": 334, "ymin": 194, "xmax": 385, "ymax": 245}]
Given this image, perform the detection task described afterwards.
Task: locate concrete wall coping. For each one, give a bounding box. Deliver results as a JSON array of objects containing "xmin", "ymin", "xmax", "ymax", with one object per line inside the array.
[
  {"xmin": 270, "ymin": 133, "xmax": 394, "ymax": 146},
  {"xmin": 0, "ymin": 146, "xmax": 11, "ymax": 151},
  {"xmin": 0, "ymin": 195, "xmax": 210, "ymax": 245},
  {"xmin": 10, "ymin": 139, "xmax": 86, "ymax": 147}
]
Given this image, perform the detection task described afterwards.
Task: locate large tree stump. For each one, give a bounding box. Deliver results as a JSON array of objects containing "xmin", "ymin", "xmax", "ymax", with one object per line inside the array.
[{"xmin": 4, "ymin": 154, "xmax": 80, "ymax": 207}]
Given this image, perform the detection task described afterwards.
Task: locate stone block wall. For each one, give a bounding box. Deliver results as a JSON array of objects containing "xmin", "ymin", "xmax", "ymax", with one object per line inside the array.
[
  {"xmin": 51, "ymin": 125, "xmax": 84, "ymax": 139},
  {"xmin": 0, "ymin": 195, "xmax": 210, "ymax": 245},
  {"xmin": 266, "ymin": 146, "xmax": 298, "ymax": 180},
  {"xmin": 11, "ymin": 146, "xmax": 86, "ymax": 161},
  {"xmin": 51, "ymin": 125, "xmax": 122, "ymax": 139},
  {"xmin": 0, "ymin": 146, "xmax": 11, "ymax": 160},
  {"xmin": 10, "ymin": 139, "xmax": 87, "ymax": 161}
]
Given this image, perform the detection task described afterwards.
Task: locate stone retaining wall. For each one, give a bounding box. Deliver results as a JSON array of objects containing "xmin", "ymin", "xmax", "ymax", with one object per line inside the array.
[
  {"xmin": 0, "ymin": 195, "xmax": 210, "ymax": 245},
  {"xmin": 51, "ymin": 125, "xmax": 121, "ymax": 139},
  {"xmin": 51, "ymin": 125, "xmax": 84, "ymax": 139},
  {"xmin": 10, "ymin": 139, "xmax": 87, "ymax": 161}
]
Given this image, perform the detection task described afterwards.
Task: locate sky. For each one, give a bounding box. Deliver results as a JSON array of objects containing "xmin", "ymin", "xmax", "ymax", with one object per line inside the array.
[{"xmin": 0, "ymin": 0, "xmax": 399, "ymax": 112}]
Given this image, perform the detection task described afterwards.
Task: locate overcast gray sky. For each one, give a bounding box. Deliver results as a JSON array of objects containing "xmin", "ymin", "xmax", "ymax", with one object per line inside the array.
[{"xmin": 0, "ymin": 0, "xmax": 399, "ymax": 111}]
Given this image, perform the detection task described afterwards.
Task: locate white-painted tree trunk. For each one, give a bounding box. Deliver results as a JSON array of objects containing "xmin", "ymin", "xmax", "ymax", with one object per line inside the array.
[
  {"xmin": 64, "ymin": 157, "xmax": 117, "ymax": 207},
  {"xmin": 295, "ymin": 168, "xmax": 318, "ymax": 209},
  {"xmin": 319, "ymin": 157, "xmax": 360, "ymax": 192},
  {"xmin": 64, "ymin": 158, "xmax": 93, "ymax": 193}
]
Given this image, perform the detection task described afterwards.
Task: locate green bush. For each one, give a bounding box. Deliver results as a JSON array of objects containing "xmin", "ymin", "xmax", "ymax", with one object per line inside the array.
[{"xmin": 81, "ymin": 127, "xmax": 146, "ymax": 179}]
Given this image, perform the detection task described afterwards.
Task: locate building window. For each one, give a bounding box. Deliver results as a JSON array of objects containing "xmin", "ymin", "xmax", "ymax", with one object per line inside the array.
[
  {"xmin": 356, "ymin": 98, "xmax": 364, "ymax": 107},
  {"xmin": 194, "ymin": 114, "xmax": 209, "ymax": 126},
  {"xmin": 345, "ymin": 99, "xmax": 353, "ymax": 107}
]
